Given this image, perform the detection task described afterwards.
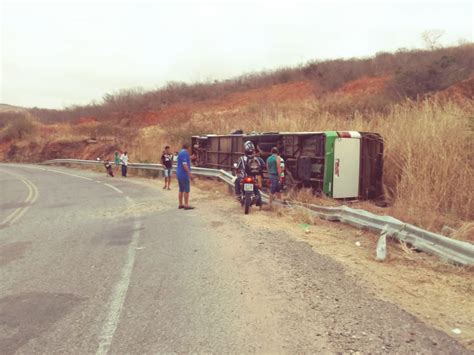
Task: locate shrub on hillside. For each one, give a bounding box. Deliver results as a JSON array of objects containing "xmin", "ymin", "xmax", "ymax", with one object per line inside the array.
[
  {"xmin": 0, "ymin": 113, "xmax": 37, "ymax": 141},
  {"xmin": 389, "ymin": 55, "xmax": 471, "ymax": 98},
  {"xmin": 319, "ymin": 92, "xmax": 396, "ymax": 115},
  {"xmin": 27, "ymin": 44, "xmax": 474, "ymax": 123},
  {"xmin": 0, "ymin": 111, "xmax": 27, "ymax": 129},
  {"xmin": 159, "ymin": 113, "xmax": 206, "ymax": 144}
]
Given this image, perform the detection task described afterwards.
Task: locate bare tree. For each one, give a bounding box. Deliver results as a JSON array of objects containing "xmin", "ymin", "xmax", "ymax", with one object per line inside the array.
[
  {"xmin": 457, "ymin": 38, "xmax": 470, "ymax": 46},
  {"xmin": 422, "ymin": 30, "xmax": 445, "ymax": 50}
]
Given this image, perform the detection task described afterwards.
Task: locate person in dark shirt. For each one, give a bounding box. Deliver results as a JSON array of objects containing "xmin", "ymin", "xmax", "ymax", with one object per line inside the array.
[
  {"xmin": 234, "ymin": 141, "xmax": 263, "ymax": 205},
  {"xmin": 161, "ymin": 146, "xmax": 173, "ymax": 190},
  {"xmin": 104, "ymin": 160, "xmax": 114, "ymax": 177}
]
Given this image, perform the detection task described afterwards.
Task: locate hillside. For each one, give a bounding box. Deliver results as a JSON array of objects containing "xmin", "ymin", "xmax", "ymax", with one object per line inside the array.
[
  {"xmin": 0, "ymin": 44, "xmax": 473, "ymax": 235},
  {"xmin": 0, "ymin": 103, "xmax": 27, "ymax": 112}
]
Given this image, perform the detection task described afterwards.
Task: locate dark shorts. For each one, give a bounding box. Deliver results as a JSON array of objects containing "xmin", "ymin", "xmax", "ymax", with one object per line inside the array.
[
  {"xmin": 269, "ymin": 174, "xmax": 281, "ymax": 194},
  {"xmin": 178, "ymin": 177, "xmax": 190, "ymax": 193}
]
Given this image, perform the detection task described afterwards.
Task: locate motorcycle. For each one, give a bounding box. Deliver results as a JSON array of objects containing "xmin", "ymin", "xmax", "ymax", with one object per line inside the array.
[{"xmin": 240, "ymin": 175, "xmax": 262, "ymax": 215}]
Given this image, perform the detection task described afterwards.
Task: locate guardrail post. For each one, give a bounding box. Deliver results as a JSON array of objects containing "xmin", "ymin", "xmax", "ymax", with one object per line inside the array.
[{"xmin": 375, "ymin": 231, "xmax": 388, "ymax": 261}]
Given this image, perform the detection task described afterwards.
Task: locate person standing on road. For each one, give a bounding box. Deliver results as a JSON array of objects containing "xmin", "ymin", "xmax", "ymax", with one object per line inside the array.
[
  {"xmin": 104, "ymin": 159, "xmax": 114, "ymax": 177},
  {"xmin": 113, "ymin": 151, "xmax": 120, "ymax": 175},
  {"xmin": 161, "ymin": 146, "xmax": 173, "ymax": 190},
  {"xmin": 176, "ymin": 143, "xmax": 194, "ymax": 210},
  {"xmin": 120, "ymin": 151, "xmax": 129, "ymax": 177},
  {"xmin": 266, "ymin": 147, "xmax": 282, "ymax": 205}
]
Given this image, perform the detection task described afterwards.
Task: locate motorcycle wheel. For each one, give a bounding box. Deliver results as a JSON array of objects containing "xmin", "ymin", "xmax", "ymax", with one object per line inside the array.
[{"xmin": 244, "ymin": 193, "xmax": 251, "ymax": 215}]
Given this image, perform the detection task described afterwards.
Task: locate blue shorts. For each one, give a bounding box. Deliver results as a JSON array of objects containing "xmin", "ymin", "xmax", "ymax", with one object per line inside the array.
[
  {"xmin": 269, "ymin": 174, "xmax": 281, "ymax": 194},
  {"xmin": 178, "ymin": 177, "xmax": 190, "ymax": 193},
  {"xmin": 164, "ymin": 168, "xmax": 172, "ymax": 178}
]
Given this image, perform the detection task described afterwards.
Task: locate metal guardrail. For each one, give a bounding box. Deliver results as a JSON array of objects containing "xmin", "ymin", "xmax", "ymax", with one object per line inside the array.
[
  {"xmin": 290, "ymin": 203, "xmax": 474, "ymax": 266},
  {"xmin": 43, "ymin": 159, "xmax": 474, "ymax": 266}
]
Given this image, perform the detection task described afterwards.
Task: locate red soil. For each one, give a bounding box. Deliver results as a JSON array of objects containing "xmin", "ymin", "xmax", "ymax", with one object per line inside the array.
[
  {"xmin": 76, "ymin": 117, "xmax": 98, "ymax": 125},
  {"xmin": 436, "ymin": 76, "xmax": 474, "ymax": 103},
  {"xmin": 38, "ymin": 125, "xmax": 59, "ymax": 139},
  {"xmin": 226, "ymin": 81, "xmax": 316, "ymax": 106},
  {"xmin": 136, "ymin": 81, "xmax": 316, "ymax": 126},
  {"xmin": 0, "ymin": 141, "xmax": 10, "ymax": 157},
  {"xmin": 337, "ymin": 76, "xmax": 390, "ymax": 96},
  {"xmin": 93, "ymin": 77, "xmax": 392, "ymax": 128},
  {"xmin": 138, "ymin": 106, "xmax": 192, "ymax": 126}
]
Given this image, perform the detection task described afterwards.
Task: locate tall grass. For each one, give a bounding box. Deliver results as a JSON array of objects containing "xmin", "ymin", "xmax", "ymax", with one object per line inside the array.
[
  {"xmin": 155, "ymin": 98, "xmax": 473, "ymax": 230},
  {"xmin": 377, "ymin": 100, "xmax": 473, "ymax": 227}
]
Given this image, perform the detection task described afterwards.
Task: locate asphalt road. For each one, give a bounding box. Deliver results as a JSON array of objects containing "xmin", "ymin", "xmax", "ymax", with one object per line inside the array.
[{"xmin": 0, "ymin": 164, "xmax": 470, "ymax": 354}]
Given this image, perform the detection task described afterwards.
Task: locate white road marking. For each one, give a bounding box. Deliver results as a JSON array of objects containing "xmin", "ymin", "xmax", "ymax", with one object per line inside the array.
[
  {"xmin": 47, "ymin": 168, "xmax": 94, "ymax": 181},
  {"xmin": 7, "ymin": 164, "xmax": 47, "ymax": 171},
  {"xmin": 2, "ymin": 164, "xmax": 142, "ymax": 353},
  {"xmin": 8, "ymin": 164, "xmax": 95, "ymax": 181},
  {"xmin": 96, "ymin": 196, "xmax": 141, "ymax": 355},
  {"xmin": 0, "ymin": 169, "xmax": 40, "ymax": 227},
  {"xmin": 103, "ymin": 183, "xmax": 123, "ymax": 194}
]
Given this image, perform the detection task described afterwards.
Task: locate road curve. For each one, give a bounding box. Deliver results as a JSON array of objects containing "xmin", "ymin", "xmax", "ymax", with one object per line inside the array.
[{"xmin": 0, "ymin": 164, "xmax": 469, "ymax": 354}]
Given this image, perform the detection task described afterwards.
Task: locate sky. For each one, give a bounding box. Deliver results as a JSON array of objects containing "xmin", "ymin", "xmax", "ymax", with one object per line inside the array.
[{"xmin": 1, "ymin": 0, "xmax": 472, "ymax": 109}]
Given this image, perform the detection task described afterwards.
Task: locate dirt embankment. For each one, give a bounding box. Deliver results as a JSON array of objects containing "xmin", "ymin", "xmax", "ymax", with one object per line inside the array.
[
  {"xmin": 2, "ymin": 75, "xmax": 470, "ymax": 163},
  {"xmin": 1, "ymin": 80, "xmax": 318, "ymax": 162},
  {"xmin": 336, "ymin": 76, "xmax": 390, "ymax": 95},
  {"xmin": 435, "ymin": 76, "xmax": 474, "ymax": 103}
]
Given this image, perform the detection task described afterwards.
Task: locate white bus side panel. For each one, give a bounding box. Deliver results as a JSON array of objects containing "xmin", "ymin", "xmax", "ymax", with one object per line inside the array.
[{"xmin": 333, "ymin": 138, "xmax": 360, "ymax": 198}]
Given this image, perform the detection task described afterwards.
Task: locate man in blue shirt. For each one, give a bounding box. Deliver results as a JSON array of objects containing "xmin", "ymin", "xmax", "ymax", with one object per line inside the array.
[{"xmin": 176, "ymin": 143, "xmax": 194, "ymax": 210}]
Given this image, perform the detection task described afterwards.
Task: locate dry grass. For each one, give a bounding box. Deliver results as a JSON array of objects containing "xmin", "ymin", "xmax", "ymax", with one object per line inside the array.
[
  {"xmin": 133, "ymin": 125, "xmax": 169, "ymax": 162},
  {"xmin": 8, "ymin": 95, "xmax": 470, "ymax": 236},
  {"xmin": 155, "ymin": 98, "xmax": 473, "ymax": 233},
  {"xmin": 452, "ymin": 222, "xmax": 474, "ymax": 243},
  {"xmin": 0, "ymin": 112, "xmax": 38, "ymax": 141}
]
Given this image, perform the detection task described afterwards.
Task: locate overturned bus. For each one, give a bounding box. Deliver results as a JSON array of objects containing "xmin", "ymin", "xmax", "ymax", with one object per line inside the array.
[{"xmin": 191, "ymin": 131, "xmax": 384, "ymax": 200}]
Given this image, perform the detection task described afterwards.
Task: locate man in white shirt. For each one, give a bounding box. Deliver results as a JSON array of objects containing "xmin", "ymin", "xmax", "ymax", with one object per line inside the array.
[{"xmin": 120, "ymin": 151, "xmax": 129, "ymax": 177}]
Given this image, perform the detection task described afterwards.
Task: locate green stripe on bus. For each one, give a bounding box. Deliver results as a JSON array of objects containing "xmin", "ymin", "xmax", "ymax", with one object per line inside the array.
[{"xmin": 323, "ymin": 131, "xmax": 338, "ymax": 197}]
